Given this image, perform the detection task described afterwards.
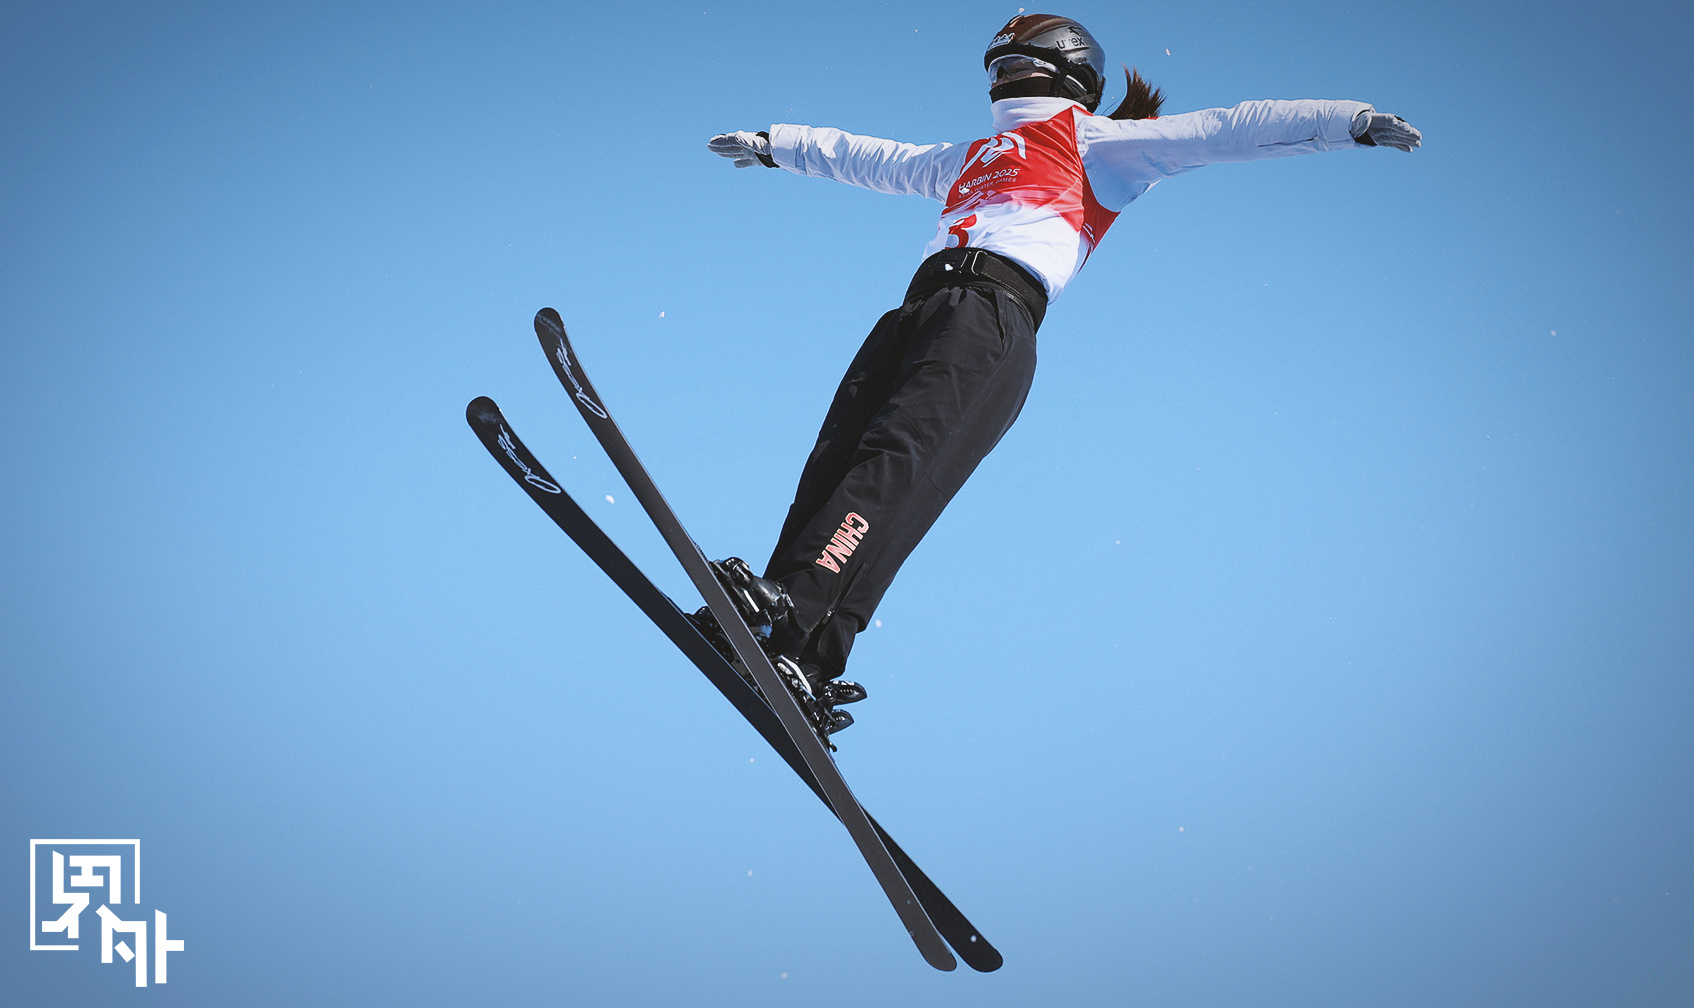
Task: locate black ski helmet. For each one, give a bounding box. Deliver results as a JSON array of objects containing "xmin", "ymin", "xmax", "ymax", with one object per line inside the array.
[{"xmin": 984, "ymin": 13, "xmax": 1107, "ymax": 111}]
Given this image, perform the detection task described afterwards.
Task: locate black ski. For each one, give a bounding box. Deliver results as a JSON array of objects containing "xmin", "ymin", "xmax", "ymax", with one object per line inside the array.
[
  {"xmin": 532, "ymin": 307, "xmax": 961, "ymax": 970},
  {"xmin": 465, "ymin": 396, "xmax": 1001, "ymax": 971}
]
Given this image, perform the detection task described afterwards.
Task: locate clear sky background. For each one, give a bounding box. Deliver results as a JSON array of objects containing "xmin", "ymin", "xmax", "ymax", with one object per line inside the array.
[{"xmin": 3, "ymin": 0, "xmax": 1690, "ymax": 1004}]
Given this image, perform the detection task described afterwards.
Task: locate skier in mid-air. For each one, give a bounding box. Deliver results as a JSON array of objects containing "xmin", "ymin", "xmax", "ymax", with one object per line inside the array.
[{"xmin": 698, "ymin": 13, "xmax": 1421, "ymax": 735}]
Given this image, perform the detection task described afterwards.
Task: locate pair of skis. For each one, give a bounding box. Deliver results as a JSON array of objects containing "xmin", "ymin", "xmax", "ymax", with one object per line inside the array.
[{"xmin": 465, "ymin": 308, "xmax": 999, "ymax": 972}]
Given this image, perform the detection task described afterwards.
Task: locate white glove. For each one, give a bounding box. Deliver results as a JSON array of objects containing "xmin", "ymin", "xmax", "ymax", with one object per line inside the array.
[
  {"xmin": 707, "ymin": 130, "xmax": 776, "ymax": 168},
  {"xmin": 1351, "ymin": 111, "xmax": 1422, "ymax": 152}
]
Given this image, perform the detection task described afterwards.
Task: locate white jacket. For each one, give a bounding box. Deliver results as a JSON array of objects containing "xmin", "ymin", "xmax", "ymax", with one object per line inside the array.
[{"xmin": 768, "ymin": 96, "xmax": 1371, "ymax": 300}]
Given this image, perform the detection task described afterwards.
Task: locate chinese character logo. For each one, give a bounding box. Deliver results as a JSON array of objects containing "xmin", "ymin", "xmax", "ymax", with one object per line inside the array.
[{"xmin": 29, "ymin": 839, "xmax": 185, "ymax": 987}]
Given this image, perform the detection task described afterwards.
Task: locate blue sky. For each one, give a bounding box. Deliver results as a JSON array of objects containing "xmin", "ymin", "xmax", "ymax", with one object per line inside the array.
[{"xmin": 3, "ymin": 0, "xmax": 1691, "ymax": 1004}]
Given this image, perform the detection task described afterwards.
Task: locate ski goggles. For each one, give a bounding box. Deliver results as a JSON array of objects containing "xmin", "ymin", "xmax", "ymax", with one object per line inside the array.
[{"xmin": 987, "ymin": 52, "xmax": 1060, "ymax": 88}]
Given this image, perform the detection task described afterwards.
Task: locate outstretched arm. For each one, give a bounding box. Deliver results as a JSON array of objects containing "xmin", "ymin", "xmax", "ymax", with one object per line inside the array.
[
  {"xmin": 707, "ymin": 124, "xmax": 968, "ymax": 202},
  {"xmin": 1087, "ymin": 99, "xmax": 1418, "ymax": 184}
]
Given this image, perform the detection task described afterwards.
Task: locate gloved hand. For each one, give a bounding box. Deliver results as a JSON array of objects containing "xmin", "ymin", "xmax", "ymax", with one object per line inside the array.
[
  {"xmin": 707, "ymin": 130, "xmax": 777, "ymax": 168},
  {"xmin": 1351, "ymin": 111, "xmax": 1422, "ymax": 152}
]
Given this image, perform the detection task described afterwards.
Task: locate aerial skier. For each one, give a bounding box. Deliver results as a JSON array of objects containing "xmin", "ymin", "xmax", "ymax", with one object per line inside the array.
[{"xmin": 698, "ymin": 13, "xmax": 1421, "ymax": 735}]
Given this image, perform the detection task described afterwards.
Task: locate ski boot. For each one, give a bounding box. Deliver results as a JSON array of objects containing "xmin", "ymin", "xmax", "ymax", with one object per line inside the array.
[
  {"xmin": 707, "ymin": 557, "xmax": 795, "ymax": 645},
  {"xmin": 771, "ymin": 654, "xmax": 862, "ymax": 744},
  {"xmin": 683, "ymin": 556, "xmax": 793, "ymax": 683},
  {"xmin": 687, "ymin": 606, "xmax": 859, "ymax": 743},
  {"xmin": 686, "ymin": 558, "xmax": 867, "ymax": 744},
  {"xmin": 684, "ymin": 606, "xmax": 753, "ymax": 686}
]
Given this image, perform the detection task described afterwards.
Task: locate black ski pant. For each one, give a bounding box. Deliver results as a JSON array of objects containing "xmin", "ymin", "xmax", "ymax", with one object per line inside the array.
[{"xmin": 764, "ymin": 279, "xmax": 1039, "ymax": 680}]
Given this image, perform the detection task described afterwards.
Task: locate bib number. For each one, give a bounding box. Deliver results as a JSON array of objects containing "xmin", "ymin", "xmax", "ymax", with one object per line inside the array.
[{"xmin": 945, "ymin": 214, "xmax": 978, "ymax": 249}]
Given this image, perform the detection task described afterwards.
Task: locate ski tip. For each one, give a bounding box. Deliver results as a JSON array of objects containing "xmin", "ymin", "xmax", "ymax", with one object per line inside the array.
[
  {"xmin": 534, "ymin": 306, "xmax": 564, "ymax": 333},
  {"xmin": 466, "ymin": 395, "xmax": 499, "ymax": 422}
]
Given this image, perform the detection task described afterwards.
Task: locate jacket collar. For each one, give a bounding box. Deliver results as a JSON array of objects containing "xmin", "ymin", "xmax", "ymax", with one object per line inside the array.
[{"xmin": 989, "ymin": 96, "xmax": 1086, "ymax": 130}]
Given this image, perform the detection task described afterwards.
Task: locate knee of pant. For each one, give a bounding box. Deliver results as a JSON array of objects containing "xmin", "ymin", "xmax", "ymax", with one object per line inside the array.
[{"xmin": 858, "ymin": 413, "xmax": 933, "ymax": 456}]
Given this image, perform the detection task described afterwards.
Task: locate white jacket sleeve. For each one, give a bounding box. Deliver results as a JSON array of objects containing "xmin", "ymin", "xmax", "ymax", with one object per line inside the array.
[
  {"xmin": 1083, "ymin": 99, "xmax": 1371, "ymax": 208},
  {"xmin": 766, "ymin": 123, "xmax": 971, "ymax": 203}
]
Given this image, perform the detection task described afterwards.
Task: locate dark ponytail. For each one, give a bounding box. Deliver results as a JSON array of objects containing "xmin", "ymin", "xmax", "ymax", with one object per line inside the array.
[{"xmin": 1104, "ymin": 66, "xmax": 1164, "ymax": 120}]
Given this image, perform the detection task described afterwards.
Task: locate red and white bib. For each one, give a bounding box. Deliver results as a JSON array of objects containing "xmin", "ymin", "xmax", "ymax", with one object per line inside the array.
[{"xmin": 922, "ymin": 106, "xmax": 1118, "ymax": 295}]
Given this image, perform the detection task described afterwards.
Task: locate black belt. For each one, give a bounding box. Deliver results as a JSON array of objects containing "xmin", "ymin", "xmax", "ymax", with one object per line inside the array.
[{"xmin": 904, "ymin": 247, "xmax": 1048, "ymax": 329}]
